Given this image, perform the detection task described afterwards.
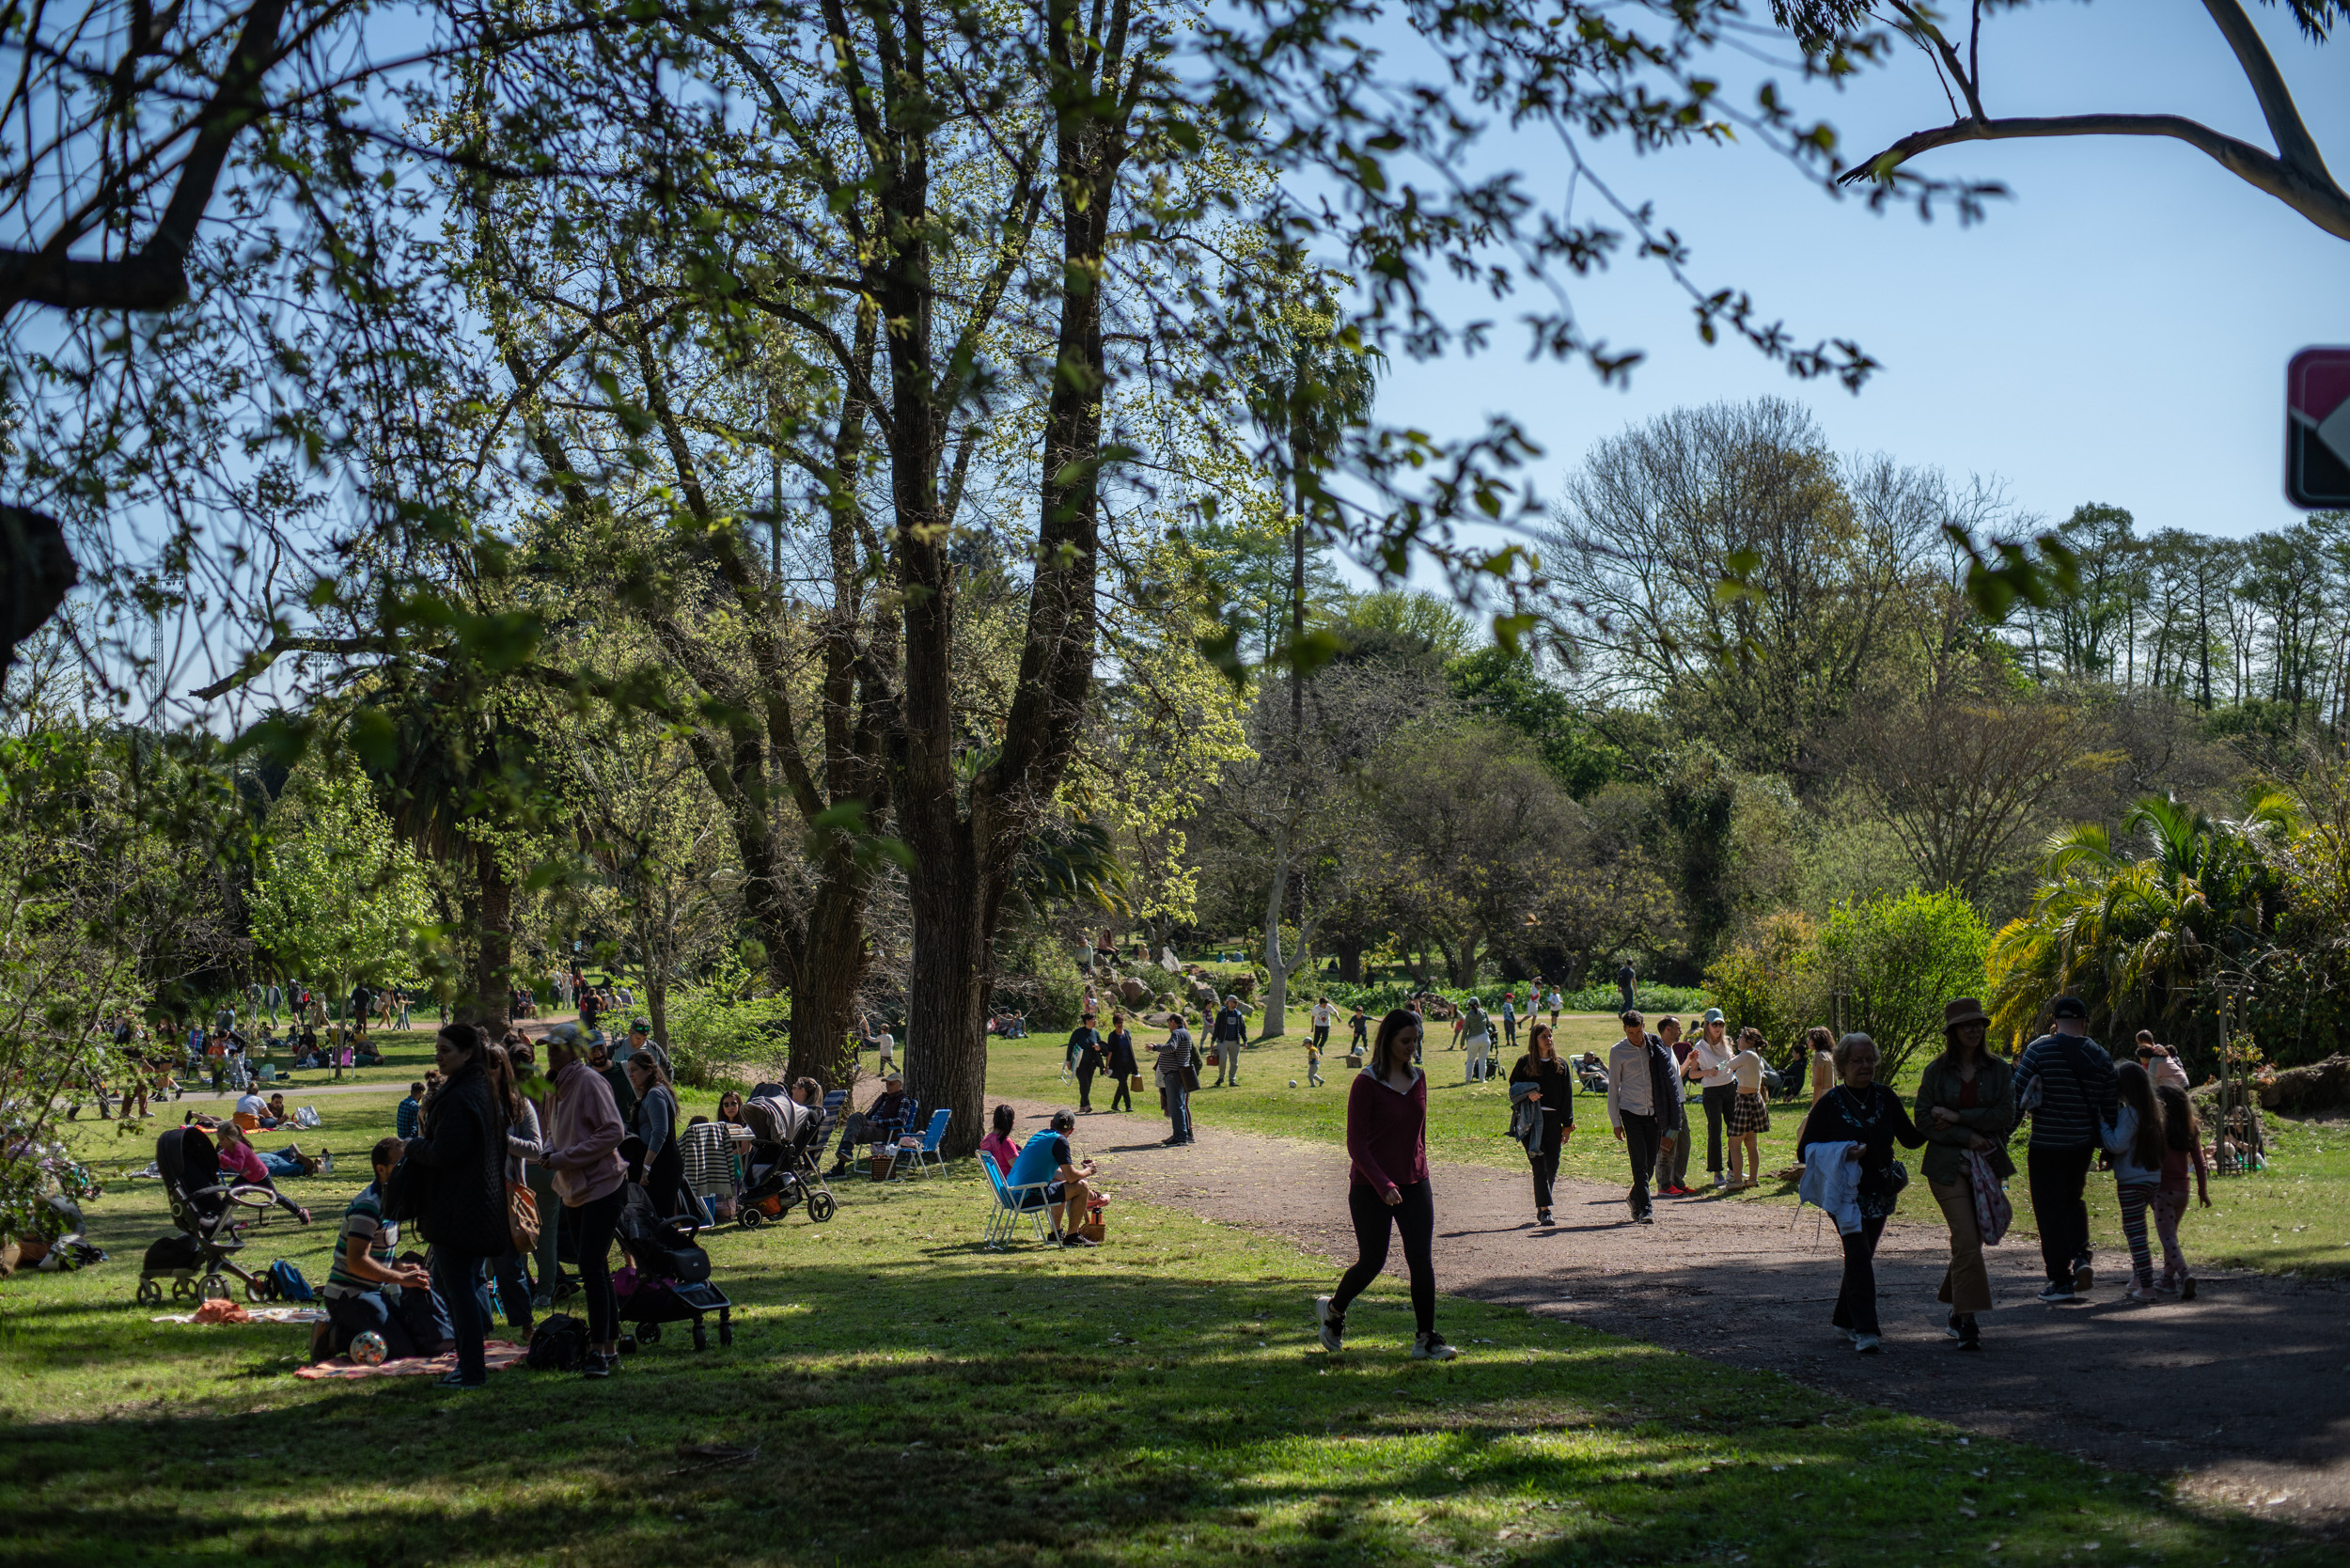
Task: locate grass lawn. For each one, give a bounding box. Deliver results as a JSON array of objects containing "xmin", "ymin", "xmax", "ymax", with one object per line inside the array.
[
  {"xmin": 983, "ymin": 1026, "xmax": 2350, "ymax": 1278},
  {"xmin": 7, "ymin": 1088, "xmax": 2332, "ymax": 1567}
]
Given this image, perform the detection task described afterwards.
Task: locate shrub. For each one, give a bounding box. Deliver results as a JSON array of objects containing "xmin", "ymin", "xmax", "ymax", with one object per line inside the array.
[
  {"xmin": 663, "ymin": 953, "xmax": 789, "ymax": 1088},
  {"xmin": 1703, "ymin": 910, "xmax": 1824, "ymax": 1058},
  {"xmin": 1819, "ymin": 887, "xmax": 1991, "ymax": 1084}
]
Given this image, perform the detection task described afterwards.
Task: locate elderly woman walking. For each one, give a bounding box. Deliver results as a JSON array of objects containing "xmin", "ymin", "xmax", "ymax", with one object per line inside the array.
[
  {"xmin": 1794, "ymin": 1031, "xmax": 1927, "ymax": 1355},
  {"xmin": 1915, "ymin": 998, "xmax": 2016, "ymax": 1351}
]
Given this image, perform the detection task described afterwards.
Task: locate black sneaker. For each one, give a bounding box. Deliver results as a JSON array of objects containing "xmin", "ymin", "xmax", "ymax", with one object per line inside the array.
[
  {"xmin": 433, "ymin": 1371, "xmax": 484, "ymax": 1390},
  {"xmin": 1955, "ymin": 1316, "xmax": 1982, "ymax": 1351},
  {"xmin": 580, "ymin": 1351, "xmax": 615, "ymax": 1378},
  {"xmin": 2036, "ymin": 1282, "xmax": 2076, "ymax": 1304},
  {"xmin": 1060, "ymin": 1232, "xmax": 1097, "ymax": 1247}
]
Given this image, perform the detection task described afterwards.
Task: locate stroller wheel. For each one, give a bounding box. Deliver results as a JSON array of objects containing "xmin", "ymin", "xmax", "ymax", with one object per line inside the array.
[
  {"xmin": 737, "ymin": 1206, "xmax": 764, "ymax": 1230},
  {"xmin": 807, "ymin": 1192, "xmax": 838, "ymax": 1224},
  {"xmin": 136, "ymin": 1278, "xmax": 164, "ymax": 1307},
  {"xmin": 245, "ymin": 1275, "xmax": 276, "ymax": 1304},
  {"xmin": 198, "ymin": 1273, "xmax": 231, "ymax": 1302}
]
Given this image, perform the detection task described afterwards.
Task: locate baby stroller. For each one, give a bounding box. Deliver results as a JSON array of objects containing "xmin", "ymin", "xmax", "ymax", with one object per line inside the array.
[
  {"xmin": 736, "ymin": 1093, "xmax": 838, "ymax": 1227},
  {"xmin": 615, "ymin": 1184, "xmax": 732, "ymax": 1351},
  {"xmin": 133, "ymin": 1125, "xmax": 282, "ymax": 1307}
]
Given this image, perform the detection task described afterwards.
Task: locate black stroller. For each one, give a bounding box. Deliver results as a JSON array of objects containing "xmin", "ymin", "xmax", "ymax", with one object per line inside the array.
[
  {"xmin": 134, "ymin": 1126, "xmax": 286, "ymax": 1307},
  {"xmin": 614, "ymin": 1184, "xmax": 732, "ymax": 1351},
  {"xmin": 735, "ymin": 1092, "xmax": 838, "ymax": 1227}
]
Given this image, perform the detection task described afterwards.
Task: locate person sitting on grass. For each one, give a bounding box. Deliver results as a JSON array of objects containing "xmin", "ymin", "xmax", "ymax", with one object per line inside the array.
[
  {"xmin": 828, "ymin": 1073, "xmax": 913, "ymax": 1175},
  {"xmin": 211, "ymin": 1121, "xmax": 317, "ymax": 1220},
  {"xmin": 320, "ymin": 1136, "xmax": 452, "ymax": 1361},
  {"xmin": 1003, "ymin": 1108, "xmax": 1103, "ymax": 1246}
]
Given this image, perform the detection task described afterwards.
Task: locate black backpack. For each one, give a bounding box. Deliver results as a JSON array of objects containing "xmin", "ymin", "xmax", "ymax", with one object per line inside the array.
[{"xmin": 528, "ymin": 1312, "xmax": 587, "ymax": 1372}]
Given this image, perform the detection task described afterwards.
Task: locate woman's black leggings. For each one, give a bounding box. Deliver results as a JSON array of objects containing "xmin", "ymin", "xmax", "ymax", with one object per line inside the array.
[
  {"xmin": 1529, "ymin": 1119, "xmax": 1564, "ymax": 1210},
  {"xmin": 1332, "ymin": 1179, "xmax": 1435, "ymax": 1336},
  {"xmin": 568, "ymin": 1186, "xmax": 626, "ymax": 1346},
  {"xmin": 1108, "ymin": 1072, "xmax": 1133, "ymax": 1113},
  {"xmin": 1832, "ymin": 1215, "xmax": 1888, "ymax": 1337}
]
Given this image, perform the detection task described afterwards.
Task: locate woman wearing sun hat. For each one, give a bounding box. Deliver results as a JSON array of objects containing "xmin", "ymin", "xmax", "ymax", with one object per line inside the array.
[{"xmin": 1914, "ymin": 997, "xmax": 2016, "ymax": 1351}]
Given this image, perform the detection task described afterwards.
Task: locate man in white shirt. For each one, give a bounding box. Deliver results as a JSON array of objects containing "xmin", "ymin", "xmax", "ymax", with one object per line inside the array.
[
  {"xmin": 1686, "ymin": 1008, "xmax": 1739, "ymax": 1190},
  {"xmin": 1606, "ymin": 1011, "xmax": 1683, "ymax": 1224}
]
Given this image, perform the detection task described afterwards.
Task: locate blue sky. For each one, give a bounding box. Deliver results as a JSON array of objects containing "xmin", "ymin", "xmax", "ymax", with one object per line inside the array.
[{"xmin": 1355, "ymin": 0, "xmax": 2350, "ymax": 563}]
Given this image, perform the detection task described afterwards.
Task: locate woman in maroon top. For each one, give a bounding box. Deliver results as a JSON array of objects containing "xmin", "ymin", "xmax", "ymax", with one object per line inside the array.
[{"xmin": 1315, "ymin": 1008, "xmax": 1457, "ymax": 1360}]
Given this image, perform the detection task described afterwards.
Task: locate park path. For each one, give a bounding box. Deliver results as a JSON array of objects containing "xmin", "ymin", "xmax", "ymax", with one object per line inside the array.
[{"xmin": 1002, "ymin": 1090, "xmax": 2350, "ymax": 1530}]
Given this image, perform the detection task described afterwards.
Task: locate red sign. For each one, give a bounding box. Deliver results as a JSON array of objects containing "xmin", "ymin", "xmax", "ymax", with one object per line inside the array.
[{"xmin": 2288, "ymin": 347, "xmax": 2350, "ymax": 509}]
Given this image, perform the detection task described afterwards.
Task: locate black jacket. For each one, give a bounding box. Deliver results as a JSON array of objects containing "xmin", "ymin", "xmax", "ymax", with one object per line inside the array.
[
  {"xmin": 1508, "ymin": 1053, "xmax": 1575, "ymax": 1131},
  {"xmin": 413, "ymin": 1059, "xmax": 513, "ymax": 1258},
  {"xmin": 1104, "ymin": 1029, "xmax": 1139, "ymax": 1077}
]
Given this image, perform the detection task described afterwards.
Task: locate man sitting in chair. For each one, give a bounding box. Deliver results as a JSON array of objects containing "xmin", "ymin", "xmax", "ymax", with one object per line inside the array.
[
  {"xmin": 1003, "ymin": 1108, "xmax": 1102, "ymax": 1247},
  {"xmin": 828, "ymin": 1073, "xmax": 912, "ymax": 1176}
]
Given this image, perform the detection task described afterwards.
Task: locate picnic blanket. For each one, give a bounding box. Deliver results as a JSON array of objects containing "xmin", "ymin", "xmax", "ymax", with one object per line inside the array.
[
  {"xmin": 293, "ymin": 1340, "xmax": 529, "ymax": 1381},
  {"xmin": 151, "ymin": 1304, "xmax": 329, "ymax": 1325}
]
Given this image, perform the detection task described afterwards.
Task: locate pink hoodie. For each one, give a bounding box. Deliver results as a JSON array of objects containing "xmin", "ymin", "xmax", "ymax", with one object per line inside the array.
[{"xmin": 542, "ymin": 1058, "xmax": 626, "ymax": 1207}]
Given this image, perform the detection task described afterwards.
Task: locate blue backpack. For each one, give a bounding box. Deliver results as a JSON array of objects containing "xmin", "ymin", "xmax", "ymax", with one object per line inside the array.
[{"xmin": 269, "ymin": 1260, "xmax": 316, "ymax": 1302}]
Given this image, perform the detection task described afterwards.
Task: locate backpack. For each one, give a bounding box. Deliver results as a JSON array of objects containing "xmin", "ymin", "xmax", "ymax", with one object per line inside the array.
[
  {"xmin": 269, "ymin": 1260, "xmax": 316, "ymax": 1301},
  {"xmin": 528, "ymin": 1312, "xmax": 586, "ymax": 1372}
]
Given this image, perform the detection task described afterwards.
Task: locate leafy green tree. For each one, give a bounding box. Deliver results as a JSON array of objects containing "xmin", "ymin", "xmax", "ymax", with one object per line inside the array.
[
  {"xmin": 1818, "ymin": 887, "xmax": 1991, "ymax": 1084},
  {"xmin": 1446, "ymin": 647, "xmax": 1622, "ymax": 796},
  {"xmin": 249, "ymin": 770, "xmax": 431, "ymax": 1026}
]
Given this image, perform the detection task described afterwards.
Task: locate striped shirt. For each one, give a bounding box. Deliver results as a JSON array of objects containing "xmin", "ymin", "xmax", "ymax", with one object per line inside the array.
[
  {"xmin": 2013, "ymin": 1032, "xmax": 2118, "ymax": 1149},
  {"xmin": 323, "ymin": 1182, "xmax": 395, "ymax": 1299}
]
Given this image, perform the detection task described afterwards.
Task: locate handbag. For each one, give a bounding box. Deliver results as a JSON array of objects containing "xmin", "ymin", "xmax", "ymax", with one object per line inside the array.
[
  {"xmin": 507, "ymin": 1179, "xmax": 541, "ymax": 1254},
  {"xmin": 1128, "ymin": 1074, "xmax": 1145, "ymax": 1091}
]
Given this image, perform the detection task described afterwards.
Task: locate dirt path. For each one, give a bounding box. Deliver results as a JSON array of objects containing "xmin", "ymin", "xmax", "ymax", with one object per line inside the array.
[{"xmin": 1005, "ymin": 1093, "xmax": 2350, "ymax": 1530}]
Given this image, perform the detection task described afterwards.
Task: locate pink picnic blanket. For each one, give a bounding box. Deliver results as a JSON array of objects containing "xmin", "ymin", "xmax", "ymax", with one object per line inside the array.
[{"xmin": 294, "ymin": 1339, "xmax": 529, "ymax": 1380}]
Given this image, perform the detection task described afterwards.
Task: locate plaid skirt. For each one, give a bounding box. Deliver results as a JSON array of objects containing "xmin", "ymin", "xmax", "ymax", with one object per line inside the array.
[{"xmin": 1728, "ymin": 1090, "xmax": 1770, "ymax": 1135}]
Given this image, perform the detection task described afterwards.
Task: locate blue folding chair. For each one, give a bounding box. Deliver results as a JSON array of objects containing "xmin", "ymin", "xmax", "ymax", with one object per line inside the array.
[
  {"xmin": 900, "ymin": 1109, "xmax": 950, "ymax": 1178},
  {"xmin": 980, "ymin": 1156, "xmax": 1053, "ymax": 1247}
]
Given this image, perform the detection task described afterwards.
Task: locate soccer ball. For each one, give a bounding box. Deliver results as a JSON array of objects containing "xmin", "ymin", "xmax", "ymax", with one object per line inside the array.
[
  {"xmin": 348, "ymin": 1330, "xmax": 388, "ymax": 1366},
  {"xmin": 1289, "ymin": 1079, "xmax": 1298, "ymax": 1088}
]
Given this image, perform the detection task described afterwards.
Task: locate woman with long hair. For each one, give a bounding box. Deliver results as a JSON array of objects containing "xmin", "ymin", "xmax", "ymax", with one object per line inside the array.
[
  {"xmin": 1914, "ymin": 999, "xmax": 2015, "ymax": 1351},
  {"xmin": 1314, "ymin": 1008, "xmax": 1457, "ymax": 1361},
  {"xmin": 405, "ymin": 1022, "xmax": 520, "ymax": 1388},
  {"xmin": 623, "ymin": 1045, "xmax": 692, "ymax": 1224},
  {"xmin": 1507, "ymin": 1021, "xmax": 1574, "ymax": 1224},
  {"xmin": 2103, "ymin": 1061, "xmax": 2169, "ymax": 1300}
]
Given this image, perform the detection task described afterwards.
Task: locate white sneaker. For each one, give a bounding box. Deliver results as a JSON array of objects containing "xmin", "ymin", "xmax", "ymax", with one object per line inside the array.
[
  {"xmin": 1411, "ymin": 1332, "xmax": 1458, "ymax": 1361},
  {"xmin": 1853, "ymin": 1333, "xmax": 1882, "ymax": 1354},
  {"xmin": 1314, "ymin": 1295, "xmax": 1345, "ymax": 1353}
]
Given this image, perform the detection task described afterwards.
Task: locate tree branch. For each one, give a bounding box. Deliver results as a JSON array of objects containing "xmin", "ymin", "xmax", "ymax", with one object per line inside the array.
[
  {"xmin": 2201, "ymin": 0, "xmax": 2331, "ymax": 182},
  {"xmin": 1845, "ymin": 111, "xmax": 2350, "ymax": 243}
]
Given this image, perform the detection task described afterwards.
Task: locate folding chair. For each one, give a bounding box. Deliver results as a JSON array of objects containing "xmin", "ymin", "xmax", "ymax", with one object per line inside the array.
[
  {"xmin": 900, "ymin": 1109, "xmax": 950, "ymax": 1178},
  {"xmin": 980, "ymin": 1157, "xmax": 1053, "ymax": 1247}
]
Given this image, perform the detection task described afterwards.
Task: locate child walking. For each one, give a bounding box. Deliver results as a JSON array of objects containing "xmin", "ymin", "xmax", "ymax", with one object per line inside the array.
[
  {"xmin": 2102, "ymin": 1062, "xmax": 2168, "ymax": 1301},
  {"xmin": 1305, "ymin": 1030, "xmax": 1324, "ymax": 1087},
  {"xmin": 2154, "ymin": 1082, "xmax": 2211, "ymax": 1298}
]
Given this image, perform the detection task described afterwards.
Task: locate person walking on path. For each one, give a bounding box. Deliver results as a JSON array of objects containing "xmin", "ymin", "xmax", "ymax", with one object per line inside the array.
[
  {"xmin": 1914, "ymin": 998, "xmax": 2014, "ymax": 1352},
  {"xmin": 540, "ymin": 1023, "xmax": 630, "ymax": 1378},
  {"xmin": 1614, "ymin": 960, "xmax": 1637, "ymax": 1015},
  {"xmin": 1795, "ymin": 1032, "xmax": 1927, "ymax": 1355},
  {"xmin": 1069, "ymin": 1012, "xmax": 1105, "ymax": 1113},
  {"xmin": 1211, "ymin": 996, "xmax": 1246, "ymax": 1087},
  {"xmin": 404, "ymin": 1022, "xmax": 519, "ymax": 1390},
  {"xmin": 1655, "ymin": 1016, "xmax": 1694, "ymax": 1195},
  {"xmin": 1314, "ymin": 1008, "xmax": 1457, "ymax": 1361},
  {"xmin": 1508, "ymin": 1022, "xmax": 1575, "ymax": 1224},
  {"xmin": 1606, "ymin": 1010, "xmax": 1682, "ymax": 1225},
  {"xmin": 1686, "ymin": 1009, "xmax": 1737, "ymax": 1191},
  {"xmin": 2103, "ymin": 1062, "xmax": 2169, "ymax": 1302},
  {"xmin": 1155, "ymin": 1015, "xmax": 1198, "ymax": 1146},
  {"xmin": 2153, "ymin": 1081, "xmax": 2211, "ymax": 1297},
  {"xmin": 2012, "ymin": 994, "xmax": 2118, "ymax": 1302},
  {"xmin": 1104, "ymin": 1014, "xmax": 1139, "ymax": 1113}
]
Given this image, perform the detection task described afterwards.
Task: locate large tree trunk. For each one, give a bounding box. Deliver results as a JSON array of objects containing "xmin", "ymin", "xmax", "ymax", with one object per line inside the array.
[
  {"xmin": 785, "ymin": 874, "xmax": 871, "ymax": 1089},
  {"xmin": 1259, "ymin": 824, "xmax": 1292, "ymax": 1037},
  {"xmin": 902, "ymin": 829, "xmax": 996, "ymax": 1155},
  {"xmin": 467, "ymin": 838, "xmax": 513, "ymax": 1028}
]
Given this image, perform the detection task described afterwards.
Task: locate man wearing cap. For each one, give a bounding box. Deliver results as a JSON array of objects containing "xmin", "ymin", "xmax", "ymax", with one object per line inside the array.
[
  {"xmin": 829, "ymin": 1072, "xmax": 913, "ymax": 1177},
  {"xmin": 2013, "ymin": 994, "xmax": 2118, "ymax": 1302},
  {"xmin": 1685, "ymin": 1009, "xmax": 1738, "ymax": 1192},
  {"xmin": 615, "ymin": 1018, "xmax": 651, "ymax": 1066}
]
